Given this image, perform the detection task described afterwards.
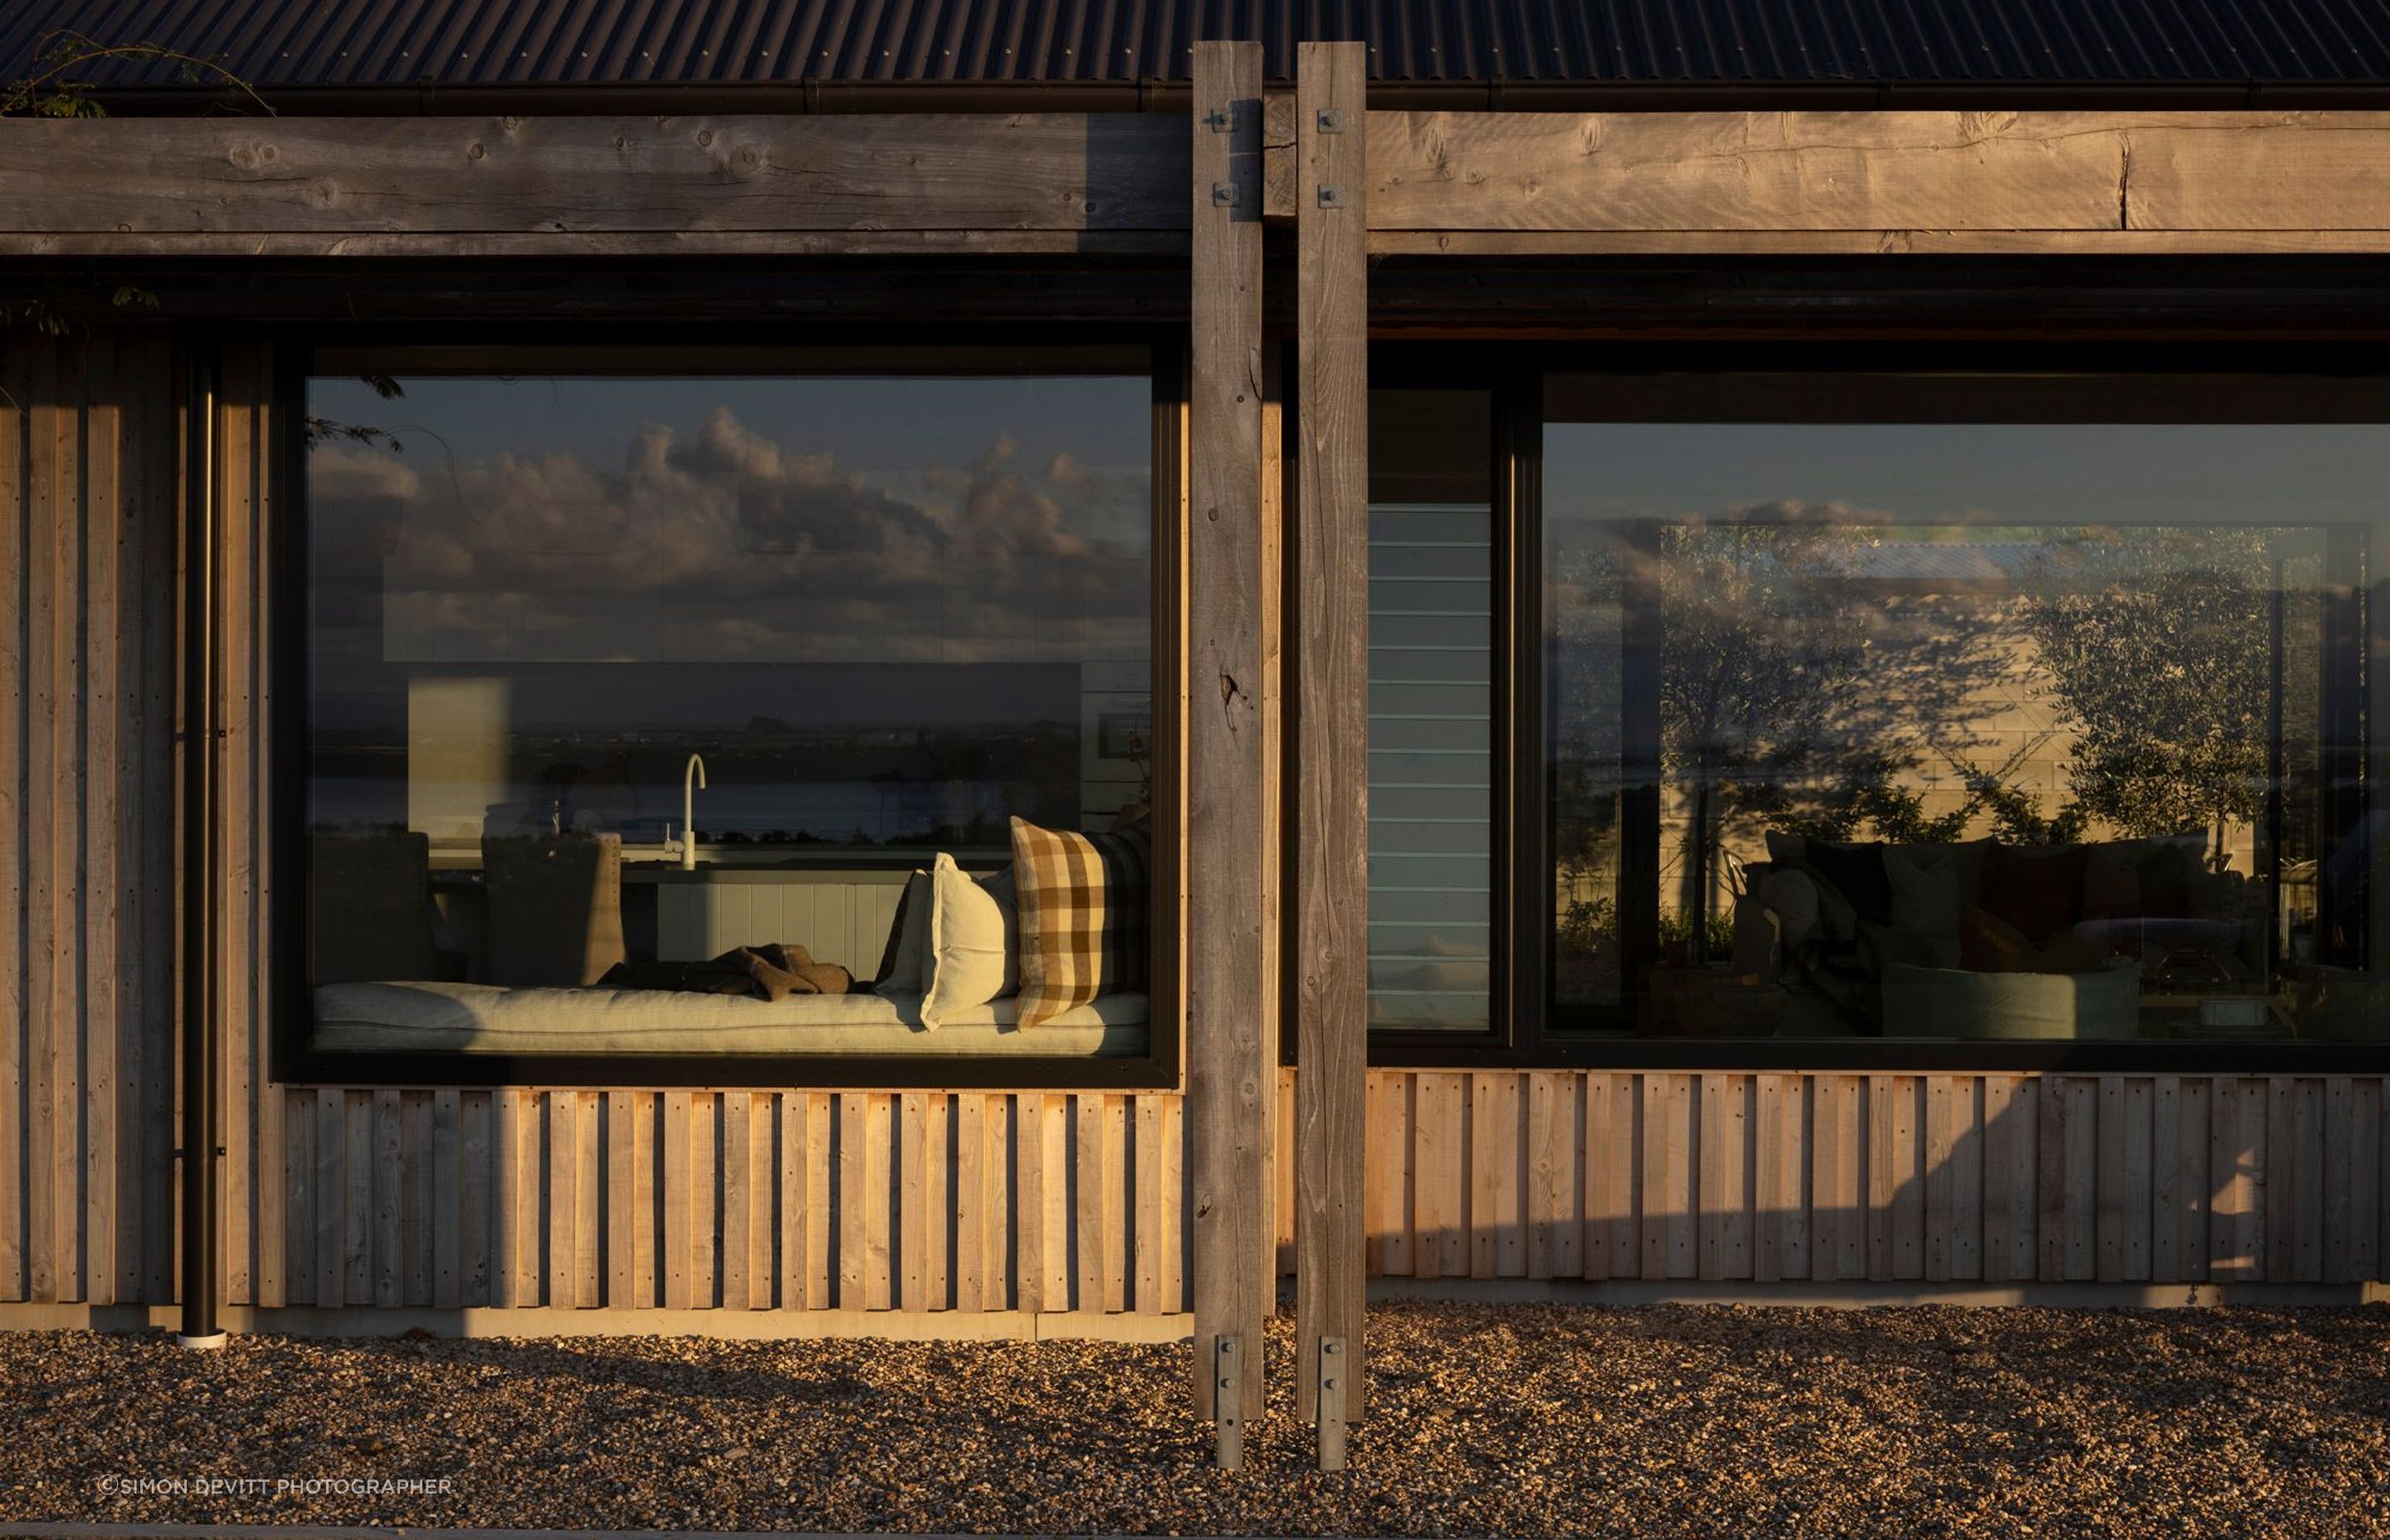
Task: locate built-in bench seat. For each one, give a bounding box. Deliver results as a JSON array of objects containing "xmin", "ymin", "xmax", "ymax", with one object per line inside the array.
[{"xmin": 313, "ymin": 982, "xmax": 1150, "ymax": 1056}]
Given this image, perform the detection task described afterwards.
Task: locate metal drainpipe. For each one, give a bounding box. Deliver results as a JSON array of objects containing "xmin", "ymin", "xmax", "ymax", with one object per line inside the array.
[{"xmin": 177, "ymin": 337, "xmax": 225, "ymax": 1352}]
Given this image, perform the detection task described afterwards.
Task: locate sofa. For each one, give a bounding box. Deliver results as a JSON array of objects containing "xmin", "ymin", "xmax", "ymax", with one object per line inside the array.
[{"xmin": 1734, "ymin": 831, "xmax": 2263, "ymax": 1039}]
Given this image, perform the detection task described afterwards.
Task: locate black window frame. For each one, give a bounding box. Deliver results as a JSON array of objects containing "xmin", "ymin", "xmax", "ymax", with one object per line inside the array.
[
  {"xmin": 273, "ymin": 327, "xmax": 1186, "ymax": 1090},
  {"xmin": 1368, "ymin": 340, "xmax": 2390, "ymax": 1075}
]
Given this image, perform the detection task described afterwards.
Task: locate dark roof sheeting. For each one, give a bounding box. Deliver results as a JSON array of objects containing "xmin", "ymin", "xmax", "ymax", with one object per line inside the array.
[{"xmin": 5, "ymin": 0, "xmax": 2388, "ymax": 89}]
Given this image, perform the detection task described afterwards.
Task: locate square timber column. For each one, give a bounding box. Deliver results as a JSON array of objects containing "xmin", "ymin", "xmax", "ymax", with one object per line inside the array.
[
  {"xmin": 1294, "ymin": 40, "xmax": 1370, "ymax": 1435},
  {"xmin": 1187, "ymin": 37, "xmax": 1275, "ymax": 1426}
]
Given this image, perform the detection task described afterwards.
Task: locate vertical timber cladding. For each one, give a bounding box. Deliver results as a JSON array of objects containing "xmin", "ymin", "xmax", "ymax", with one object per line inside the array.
[
  {"xmin": 259, "ymin": 1088, "xmax": 1183, "ymax": 1313},
  {"xmin": 1356, "ymin": 1070, "xmax": 2390, "ymax": 1288},
  {"xmin": 0, "ymin": 326, "xmax": 180, "ymax": 1308},
  {"xmin": 1294, "ymin": 41, "xmax": 1370, "ymax": 1425},
  {"xmin": 1187, "ymin": 38, "xmax": 1275, "ymax": 1418}
]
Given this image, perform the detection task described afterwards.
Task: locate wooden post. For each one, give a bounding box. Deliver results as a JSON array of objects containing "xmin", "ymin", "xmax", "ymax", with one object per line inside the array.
[
  {"xmin": 1187, "ymin": 38, "xmax": 1273, "ymax": 1428},
  {"xmin": 1295, "ymin": 40, "xmax": 1370, "ymax": 1437}
]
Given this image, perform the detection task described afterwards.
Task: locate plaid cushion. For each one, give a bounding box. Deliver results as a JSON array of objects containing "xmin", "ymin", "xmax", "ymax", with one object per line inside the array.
[{"xmin": 1009, "ymin": 815, "xmax": 1152, "ymax": 1029}]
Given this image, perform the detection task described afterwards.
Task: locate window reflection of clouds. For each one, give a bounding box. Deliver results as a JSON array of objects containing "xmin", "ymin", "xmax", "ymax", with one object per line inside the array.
[{"xmin": 309, "ymin": 377, "xmax": 1152, "ymax": 667}]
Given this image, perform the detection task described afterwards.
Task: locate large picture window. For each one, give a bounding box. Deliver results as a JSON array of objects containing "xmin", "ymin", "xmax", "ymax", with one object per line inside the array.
[
  {"xmin": 1538, "ymin": 373, "xmax": 2389, "ymax": 1055},
  {"xmin": 299, "ymin": 348, "xmax": 1163, "ymax": 1072}
]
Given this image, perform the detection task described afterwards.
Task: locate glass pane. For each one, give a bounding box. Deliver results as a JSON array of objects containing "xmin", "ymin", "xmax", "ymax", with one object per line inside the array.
[
  {"xmin": 1546, "ymin": 398, "xmax": 2388, "ymax": 1047},
  {"xmin": 1368, "ymin": 392, "xmax": 1494, "ymax": 1032},
  {"xmin": 305, "ymin": 363, "xmax": 1154, "ymax": 1057}
]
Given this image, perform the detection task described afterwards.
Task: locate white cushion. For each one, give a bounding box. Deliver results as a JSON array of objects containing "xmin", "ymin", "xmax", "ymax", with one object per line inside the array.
[{"xmin": 921, "ymin": 853, "xmax": 1018, "ymax": 1031}]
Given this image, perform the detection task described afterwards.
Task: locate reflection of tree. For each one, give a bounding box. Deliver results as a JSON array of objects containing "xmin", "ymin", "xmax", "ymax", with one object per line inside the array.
[
  {"xmin": 1646, "ymin": 519, "xmax": 2002, "ymax": 941},
  {"xmin": 2023, "ymin": 529, "xmax": 2274, "ymax": 872}
]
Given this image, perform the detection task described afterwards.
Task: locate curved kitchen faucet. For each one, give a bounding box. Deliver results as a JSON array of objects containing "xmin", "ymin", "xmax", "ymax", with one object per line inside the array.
[{"xmin": 681, "ymin": 753, "xmax": 707, "ymax": 870}]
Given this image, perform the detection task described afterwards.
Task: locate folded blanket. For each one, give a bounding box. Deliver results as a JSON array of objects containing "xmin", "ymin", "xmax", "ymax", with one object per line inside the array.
[{"xmin": 599, "ymin": 943, "xmax": 853, "ymax": 1001}]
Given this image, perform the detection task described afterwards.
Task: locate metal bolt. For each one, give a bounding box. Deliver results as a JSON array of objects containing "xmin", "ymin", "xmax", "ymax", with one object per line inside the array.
[
  {"xmin": 1318, "ymin": 184, "xmax": 1346, "ymax": 208},
  {"xmin": 1213, "ymin": 183, "xmax": 1237, "ymax": 207},
  {"xmin": 1316, "ymin": 107, "xmax": 1348, "ymax": 134}
]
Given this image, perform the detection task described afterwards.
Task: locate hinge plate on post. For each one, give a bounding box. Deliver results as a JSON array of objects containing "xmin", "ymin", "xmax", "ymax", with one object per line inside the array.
[
  {"xmin": 1215, "ymin": 1335, "xmax": 1246, "ymax": 1470},
  {"xmin": 1317, "ymin": 1335, "xmax": 1349, "ymax": 1471}
]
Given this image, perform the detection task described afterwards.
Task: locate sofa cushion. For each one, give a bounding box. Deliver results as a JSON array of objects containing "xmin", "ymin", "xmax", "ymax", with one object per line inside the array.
[
  {"xmin": 920, "ymin": 854, "xmax": 1018, "ymax": 1031},
  {"xmin": 1806, "ymin": 840, "xmax": 1893, "ymax": 927},
  {"xmin": 1883, "ymin": 845, "xmax": 1965, "ymax": 966},
  {"xmin": 1961, "ymin": 904, "xmax": 2106, "ymax": 975},
  {"xmin": 1979, "ymin": 842, "xmax": 2091, "ymax": 943},
  {"xmin": 1009, "ymin": 815, "xmax": 1152, "ymax": 1030}
]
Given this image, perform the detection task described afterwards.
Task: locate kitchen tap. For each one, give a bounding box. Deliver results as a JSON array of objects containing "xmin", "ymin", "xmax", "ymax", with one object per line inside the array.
[{"xmin": 681, "ymin": 753, "xmax": 707, "ymax": 870}]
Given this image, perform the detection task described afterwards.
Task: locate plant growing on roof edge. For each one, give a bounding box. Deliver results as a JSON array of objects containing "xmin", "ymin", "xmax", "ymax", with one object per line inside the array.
[{"xmin": 1, "ymin": 29, "xmax": 272, "ymax": 339}]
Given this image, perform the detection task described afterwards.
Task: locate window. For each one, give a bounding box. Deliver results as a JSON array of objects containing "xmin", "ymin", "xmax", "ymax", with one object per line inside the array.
[
  {"xmin": 1368, "ymin": 391, "xmax": 1496, "ymax": 1035},
  {"xmin": 298, "ymin": 348, "xmax": 1165, "ymax": 1075},
  {"xmin": 1538, "ymin": 372, "xmax": 2389, "ymax": 1055}
]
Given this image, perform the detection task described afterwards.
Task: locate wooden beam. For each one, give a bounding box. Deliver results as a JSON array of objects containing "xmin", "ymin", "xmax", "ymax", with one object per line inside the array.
[
  {"xmin": 1185, "ymin": 37, "xmax": 1273, "ymax": 1426},
  {"xmin": 0, "ymin": 114, "xmax": 1188, "ymax": 238},
  {"xmin": 1366, "ymin": 110, "xmax": 2390, "ymax": 251},
  {"xmin": 1293, "ymin": 40, "xmax": 1370, "ymax": 1434}
]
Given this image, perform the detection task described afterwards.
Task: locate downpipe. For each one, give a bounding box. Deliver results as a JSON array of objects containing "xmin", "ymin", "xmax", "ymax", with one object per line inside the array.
[{"xmin": 177, "ymin": 336, "xmax": 224, "ymax": 1352}]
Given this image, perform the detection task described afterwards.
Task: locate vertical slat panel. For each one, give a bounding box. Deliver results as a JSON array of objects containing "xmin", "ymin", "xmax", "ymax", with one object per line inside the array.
[
  {"xmin": 314, "ymin": 1088, "xmax": 343, "ymax": 1309},
  {"xmin": 2151, "ymin": 1077, "xmax": 2182, "ymax": 1281},
  {"xmin": 1812, "ymin": 1075, "xmax": 1863, "ymax": 1282},
  {"xmin": 2292, "ymin": 1077, "xmax": 2324, "ymax": 1284},
  {"xmin": 900, "ymin": 1090, "xmax": 930, "ymax": 1312},
  {"xmin": 1132, "ymin": 1094, "xmax": 1162, "ymax": 1308},
  {"xmin": 691, "ymin": 1093, "xmax": 717, "ymax": 1307},
  {"xmin": 1036, "ymin": 1093, "xmax": 1067, "ymax": 1311},
  {"xmin": 1769, "ymin": 1075, "xmax": 1809, "ymax": 1281},
  {"xmin": 2266, "ymin": 1077, "xmax": 2298, "ymax": 1281},
  {"xmin": 1097, "ymin": 1094, "xmax": 1128, "ymax": 1311},
  {"xmin": 1412, "ymin": 1071, "xmax": 1465, "ymax": 1279},
  {"xmin": 604, "ymin": 1090, "xmax": 636, "ymax": 1309},
  {"xmin": 958, "ymin": 1093, "xmax": 992, "ymax": 1312},
  {"xmin": 401, "ymin": 1090, "xmax": 432, "ymax": 1307},
  {"xmin": 1890, "ymin": 1076, "xmax": 1924, "ymax": 1282},
  {"xmin": 2210, "ymin": 1077, "xmax": 2251, "ymax": 1279},
  {"xmin": 1275, "ymin": 1069, "xmax": 1296, "ymax": 1278},
  {"xmin": 2348, "ymin": 1079, "xmax": 2381, "ymax": 1284},
  {"xmin": 2095, "ymin": 1076, "xmax": 2126, "ymax": 1282},
  {"xmin": 22, "ymin": 337, "xmax": 59, "ymax": 1304},
  {"xmin": 740, "ymin": 1089, "xmax": 770, "ymax": 1309},
  {"xmin": 1983, "ymin": 1075, "xmax": 2017, "ymax": 1284},
  {"xmin": 215, "ymin": 348, "xmax": 254, "ymax": 1315},
  {"xmin": 2121, "ymin": 1078, "xmax": 2153, "ymax": 1283},
  {"xmin": 1161, "ymin": 1093, "xmax": 1187, "ymax": 1313},
  {"xmin": 2060, "ymin": 1078, "xmax": 2097, "ymax": 1281},
  {"xmin": 501, "ymin": 1088, "xmax": 539, "ymax": 1307},
  {"xmin": 52, "ymin": 339, "xmax": 85, "ymax": 1304},
  {"xmin": 1947, "ymin": 1078, "xmax": 1981, "ymax": 1284},
  {"xmin": 925, "ymin": 1092, "xmax": 952, "ymax": 1311},
  {"xmin": 1867, "ymin": 1074, "xmax": 1897, "ymax": 1281},
  {"xmin": 2037, "ymin": 1075, "xmax": 2068, "ymax": 1282},
  {"xmin": 2324, "ymin": 1078, "xmax": 2354, "ymax": 1283},
  {"xmin": 1371, "ymin": 1071, "xmax": 1414, "ymax": 1277},
  {"xmin": 1186, "ymin": 35, "xmax": 1271, "ymax": 1421},
  {"xmin": 112, "ymin": 335, "xmax": 157, "ymax": 1307},
  {"xmin": 461, "ymin": 1089, "xmax": 490, "ymax": 1307},
  {"xmin": 864, "ymin": 1093, "xmax": 895, "ymax": 1309},
  {"xmin": 1470, "ymin": 1072, "xmax": 1522, "ymax": 1279},
  {"xmin": 783, "ymin": 1090, "xmax": 829, "ymax": 1310},
  {"xmin": 371, "ymin": 1089, "xmax": 401, "ymax": 1308},
  {"xmin": 1525, "ymin": 1071, "xmax": 1574, "ymax": 1280},
  {"xmin": 1698, "ymin": 1074, "xmax": 1737, "ymax": 1281},
  {"xmin": 1642, "ymin": 1073, "xmax": 1694, "ymax": 1281},
  {"xmin": 2174, "ymin": 1076, "xmax": 2209, "ymax": 1284},
  {"xmin": 723, "ymin": 1091, "xmax": 754, "ymax": 1310},
  {"xmin": 663, "ymin": 1091, "xmax": 694, "ymax": 1309},
  {"xmin": 81, "ymin": 335, "xmax": 120, "ymax": 1309},
  {"xmin": 432, "ymin": 1089, "xmax": 461, "ymax": 1309},
  {"xmin": 0, "ymin": 338, "xmax": 27, "ymax": 1303},
  {"xmin": 1924, "ymin": 1076, "xmax": 1955, "ymax": 1283},
  {"xmin": 1012, "ymin": 1091, "xmax": 1046, "ymax": 1313},
  {"xmin": 279, "ymin": 1089, "xmax": 309, "ymax": 1306},
  {"xmin": 142, "ymin": 334, "xmax": 177, "ymax": 1305},
  {"xmin": 1753, "ymin": 1075, "xmax": 1787, "ymax": 1284},
  {"xmin": 545, "ymin": 1091, "xmax": 578, "ymax": 1309}
]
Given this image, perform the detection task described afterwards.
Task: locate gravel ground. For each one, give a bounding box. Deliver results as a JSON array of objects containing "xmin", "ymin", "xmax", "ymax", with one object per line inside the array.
[{"xmin": 2, "ymin": 1304, "xmax": 2388, "ymax": 1538}]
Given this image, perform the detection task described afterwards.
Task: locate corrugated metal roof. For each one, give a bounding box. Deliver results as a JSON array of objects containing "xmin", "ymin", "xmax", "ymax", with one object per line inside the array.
[{"xmin": 5, "ymin": 0, "xmax": 2387, "ymax": 89}]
